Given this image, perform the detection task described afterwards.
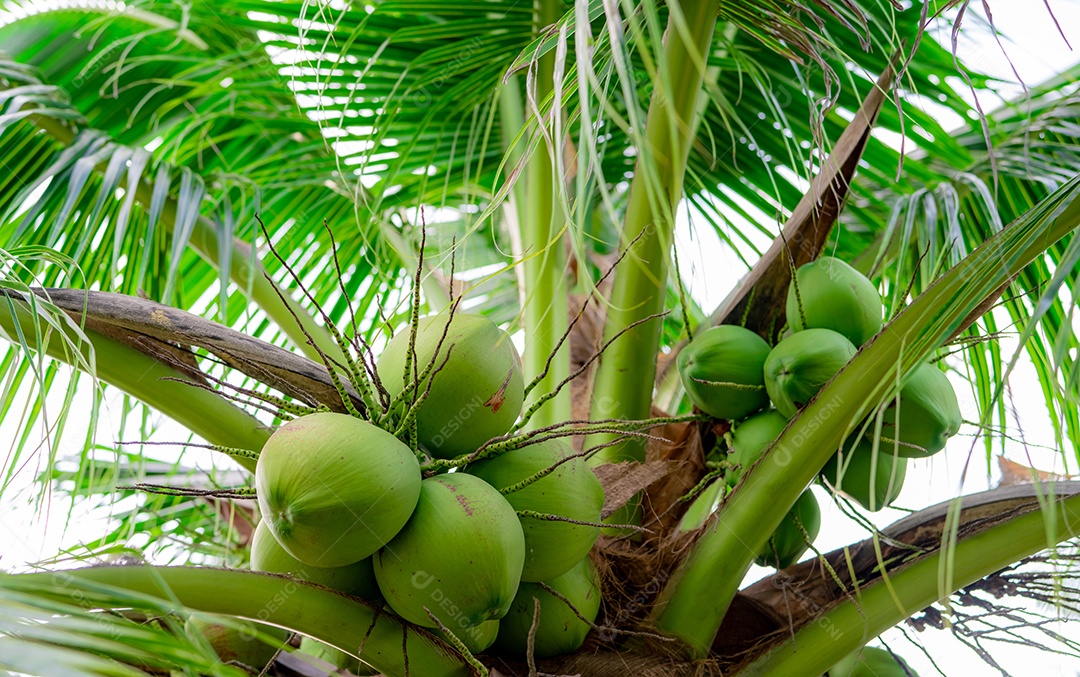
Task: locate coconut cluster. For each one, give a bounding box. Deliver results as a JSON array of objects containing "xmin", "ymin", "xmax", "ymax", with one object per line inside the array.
[
  {"xmin": 677, "ymin": 256, "xmax": 961, "ymax": 569},
  {"xmin": 247, "ymin": 312, "xmax": 604, "ymax": 665}
]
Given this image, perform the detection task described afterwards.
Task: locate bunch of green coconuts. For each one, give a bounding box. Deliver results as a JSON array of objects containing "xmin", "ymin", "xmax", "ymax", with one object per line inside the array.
[
  {"xmin": 193, "ymin": 256, "xmax": 946, "ymax": 675},
  {"xmin": 219, "ymin": 313, "xmax": 606, "ymax": 672},
  {"xmin": 677, "ymin": 256, "xmax": 961, "ymax": 570}
]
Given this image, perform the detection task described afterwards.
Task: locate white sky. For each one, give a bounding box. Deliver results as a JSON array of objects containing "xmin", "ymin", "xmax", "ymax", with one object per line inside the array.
[{"xmin": 4, "ymin": 2, "xmax": 1080, "ymax": 675}]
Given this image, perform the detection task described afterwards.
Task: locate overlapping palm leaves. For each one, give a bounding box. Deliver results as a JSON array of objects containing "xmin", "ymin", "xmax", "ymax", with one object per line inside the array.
[{"xmin": 0, "ymin": 0, "xmax": 1079, "ymax": 673}]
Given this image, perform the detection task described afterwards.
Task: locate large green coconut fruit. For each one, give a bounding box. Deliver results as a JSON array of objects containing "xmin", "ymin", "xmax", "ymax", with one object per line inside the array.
[
  {"xmin": 186, "ymin": 613, "xmax": 288, "ymax": 671},
  {"xmin": 677, "ymin": 325, "xmax": 771, "ymax": 420},
  {"xmin": 786, "ymin": 256, "xmax": 882, "ymax": 346},
  {"xmin": 726, "ymin": 409, "xmax": 788, "ymax": 487},
  {"xmin": 755, "ymin": 490, "xmax": 821, "ymax": 570},
  {"xmin": 821, "ymin": 437, "xmax": 907, "ymax": 512},
  {"xmin": 493, "ymin": 557, "xmax": 601, "ymax": 659},
  {"xmin": 880, "ymin": 362, "xmax": 962, "ymax": 457},
  {"xmin": 255, "ymin": 412, "xmax": 421, "ymax": 568},
  {"xmin": 377, "ymin": 313, "xmax": 524, "ymax": 459},
  {"xmin": 764, "ymin": 328, "xmax": 857, "ymax": 418},
  {"xmin": 374, "ymin": 473, "xmax": 525, "ymax": 629},
  {"xmin": 466, "ymin": 438, "xmax": 604, "ymax": 582},
  {"xmin": 436, "ymin": 619, "xmax": 500, "ymax": 655},
  {"xmin": 828, "ymin": 645, "xmax": 919, "ymax": 676},
  {"xmin": 250, "ymin": 520, "xmax": 380, "ymax": 599}
]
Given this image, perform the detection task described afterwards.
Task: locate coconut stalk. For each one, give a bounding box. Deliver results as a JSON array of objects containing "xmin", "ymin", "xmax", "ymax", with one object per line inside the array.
[
  {"xmin": 653, "ymin": 173, "xmax": 1080, "ymax": 655},
  {"xmin": 735, "ymin": 485, "xmax": 1080, "ymax": 676},
  {"xmin": 6, "ymin": 566, "xmax": 475, "ymax": 677},
  {"xmin": 0, "ymin": 294, "xmax": 268, "ymax": 472},
  {"xmin": 519, "ymin": 0, "xmax": 572, "ymax": 430},
  {"xmin": 586, "ymin": 0, "xmax": 721, "ymax": 463},
  {"xmin": 23, "ymin": 109, "xmax": 340, "ymax": 363},
  {"xmin": 14, "ymin": 287, "xmax": 364, "ymax": 413}
]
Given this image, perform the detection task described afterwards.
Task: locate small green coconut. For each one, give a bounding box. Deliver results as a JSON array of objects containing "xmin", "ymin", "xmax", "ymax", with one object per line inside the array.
[
  {"xmin": 466, "ymin": 438, "xmax": 604, "ymax": 582},
  {"xmin": 880, "ymin": 362, "xmax": 962, "ymax": 458},
  {"xmin": 726, "ymin": 409, "xmax": 789, "ymax": 487},
  {"xmin": 677, "ymin": 325, "xmax": 771, "ymax": 420},
  {"xmin": 678, "ymin": 478, "xmax": 725, "ymax": 531},
  {"xmin": 493, "ymin": 557, "xmax": 601, "ymax": 659},
  {"xmin": 377, "ymin": 313, "xmax": 524, "ymax": 459},
  {"xmin": 186, "ymin": 613, "xmax": 288, "ymax": 672},
  {"xmin": 374, "ymin": 473, "xmax": 525, "ymax": 629},
  {"xmin": 828, "ymin": 645, "xmax": 919, "ymax": 676},
  {"xmin": 755, "ymin": 490, "xmax": 821, "ymax": 570},
  {"xmin": 255, "ymin": 412, "xmax": 421, "ymax": 568},
  {"xmin": 297, "ymin": 637, "xmax": 378, "ymax": 676},
  {"xmin": 786, "ymin": 256, "xmax": 882, "ymax": 346},
  {"xmin": 435, "ymin": 619, "xmax": 500, "ymax": 655},
  {"xmin": 250, "ymin": 520, "xmax": 381, "ymax": 599},
  {"xmin": 821, "ymin": 436, "xmax": 907, "ymax": 512},
  {"xmin": 764, "ymin": 328, "xmax": 857, "ymax": 418}
]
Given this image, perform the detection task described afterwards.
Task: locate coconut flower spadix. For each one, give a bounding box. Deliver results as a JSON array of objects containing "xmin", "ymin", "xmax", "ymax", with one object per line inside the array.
[
  {"xmin": 493, "ymin": 557, "xmax": 601, "ymax": 659},
  {"xmin": 677, "ymin": 325, "xmax": 771, "ymax": 420},
  {"xmin": 466, "ymin": 438, "xmax": 604, "ymax": 582},
  {"xmin": 786, "ymin": 256, "xmax": 883, "ymax": 346},
  {"xmin": 755, "ymin": 489, "xmax": 821, "ymax": 570},
  {"xmin": 373, "ymin": 473, "xmax": 525, "ymax": 629},
  {"xmin": 821, "ymin": 436, "xmax": 907, "ymax": 512},
  {"xmin": 250, "ymin": 520, "xmax": 381, "ymax": 599},
  {"xmin": 764, "ymin": 328, "xmax": 857, "ymax": 418},
  {"xmin": 436, "ymin": 619, "xmax": 500, "ymax": 655},
  {"xmin": 879, "ymin": 362, "xmax": 962, "ymax": 458},
  {"xmin": 377, "ymin": 313, "xmax": 524, "ymax": 459},
  {"xmin": 255, "ymin": 412, "xmax": 421, "ymax": 568},
  {"xmin": 726, "ymin": 409, "xmax": 788, "ymax": 487}
]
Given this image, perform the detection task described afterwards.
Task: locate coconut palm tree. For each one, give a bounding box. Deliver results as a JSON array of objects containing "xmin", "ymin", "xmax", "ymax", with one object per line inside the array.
[{"xmin": 2, "ymin": 0, "xmax": 1080, "ymax": 675}]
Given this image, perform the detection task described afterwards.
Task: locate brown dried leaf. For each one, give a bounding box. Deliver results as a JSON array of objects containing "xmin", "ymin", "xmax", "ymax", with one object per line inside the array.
[
  {"xmin": 595, "ymin": 461, "xmax": 679, "ymax": 520},
  {"xmin": 996, "ymin": 455, "xmax": 1071, "ymax": 487}
]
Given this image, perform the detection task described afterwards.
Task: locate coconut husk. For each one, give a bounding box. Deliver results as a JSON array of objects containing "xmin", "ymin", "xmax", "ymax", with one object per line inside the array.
[
  {"xmin": 641, "ymin": 417, "xmax": 727, "ymax": 535},
  {"xmin": 593, "ymin": 461, "xmax": 678, "ymax": 521}
]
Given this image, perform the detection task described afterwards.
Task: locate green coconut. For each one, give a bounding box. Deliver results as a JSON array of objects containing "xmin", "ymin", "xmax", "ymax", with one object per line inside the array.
[
  {"xmin": 250, "ymin": 520, "xmax": 381, "ymax": 599},
  {"xmin": 677, "ymin": 325, "xmax": 772, "ymax": 420},
  {"xmin": 786, "ymin": 256, "xmax": 883, "ymax": 346},
  {"xmin": 255, "ymin": 412, "xmax": 421, "ymax": 568},
  {"xmin": 186, "ymin": 613, "xmax": 288, "ymax": 671},
  {"xmin": 466, "ymin": 438, "xmax": 604, "ymax": 582},
  {"xmin": 828, "ymin": 645, "xmax": 919, "ymax": 677},
  {"xmin": 821, "ymin": 436, "xmax": 907, "ymax": 512},
  {"xmin": 764, "ymin": 328, "xmax": 857, "ymax": 418},
  {"xmin": 378, "ymin": 313, "xmax": 524, "ymax": 459},
  {"xmin": 678, "ymin": 477, "xmax": 725, "ymax": 531},
  {"xmin": 374, "ymin": 473, "xmax": 525, "ymax": 629},
  {"xmin": 880, "ymin": 362, "xmax": 962, "ymax": 458},
  {"xmin": 493, "ymin": 557, "xmax": 601, "ymax": 659},
  {"xmin": 297, "ymin": 636, "xmax": 378, "ymax": 676},
  {"xmin": 436, "ymin": 619, "xmax": 500, "ymax": 655},
  {"xmin": 755, "ymin": 490, "xmax": 821, "ymax": 570},
  {"xmin": 726, "ymin": 409, "xmax": 789, "ymax": 487}
]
